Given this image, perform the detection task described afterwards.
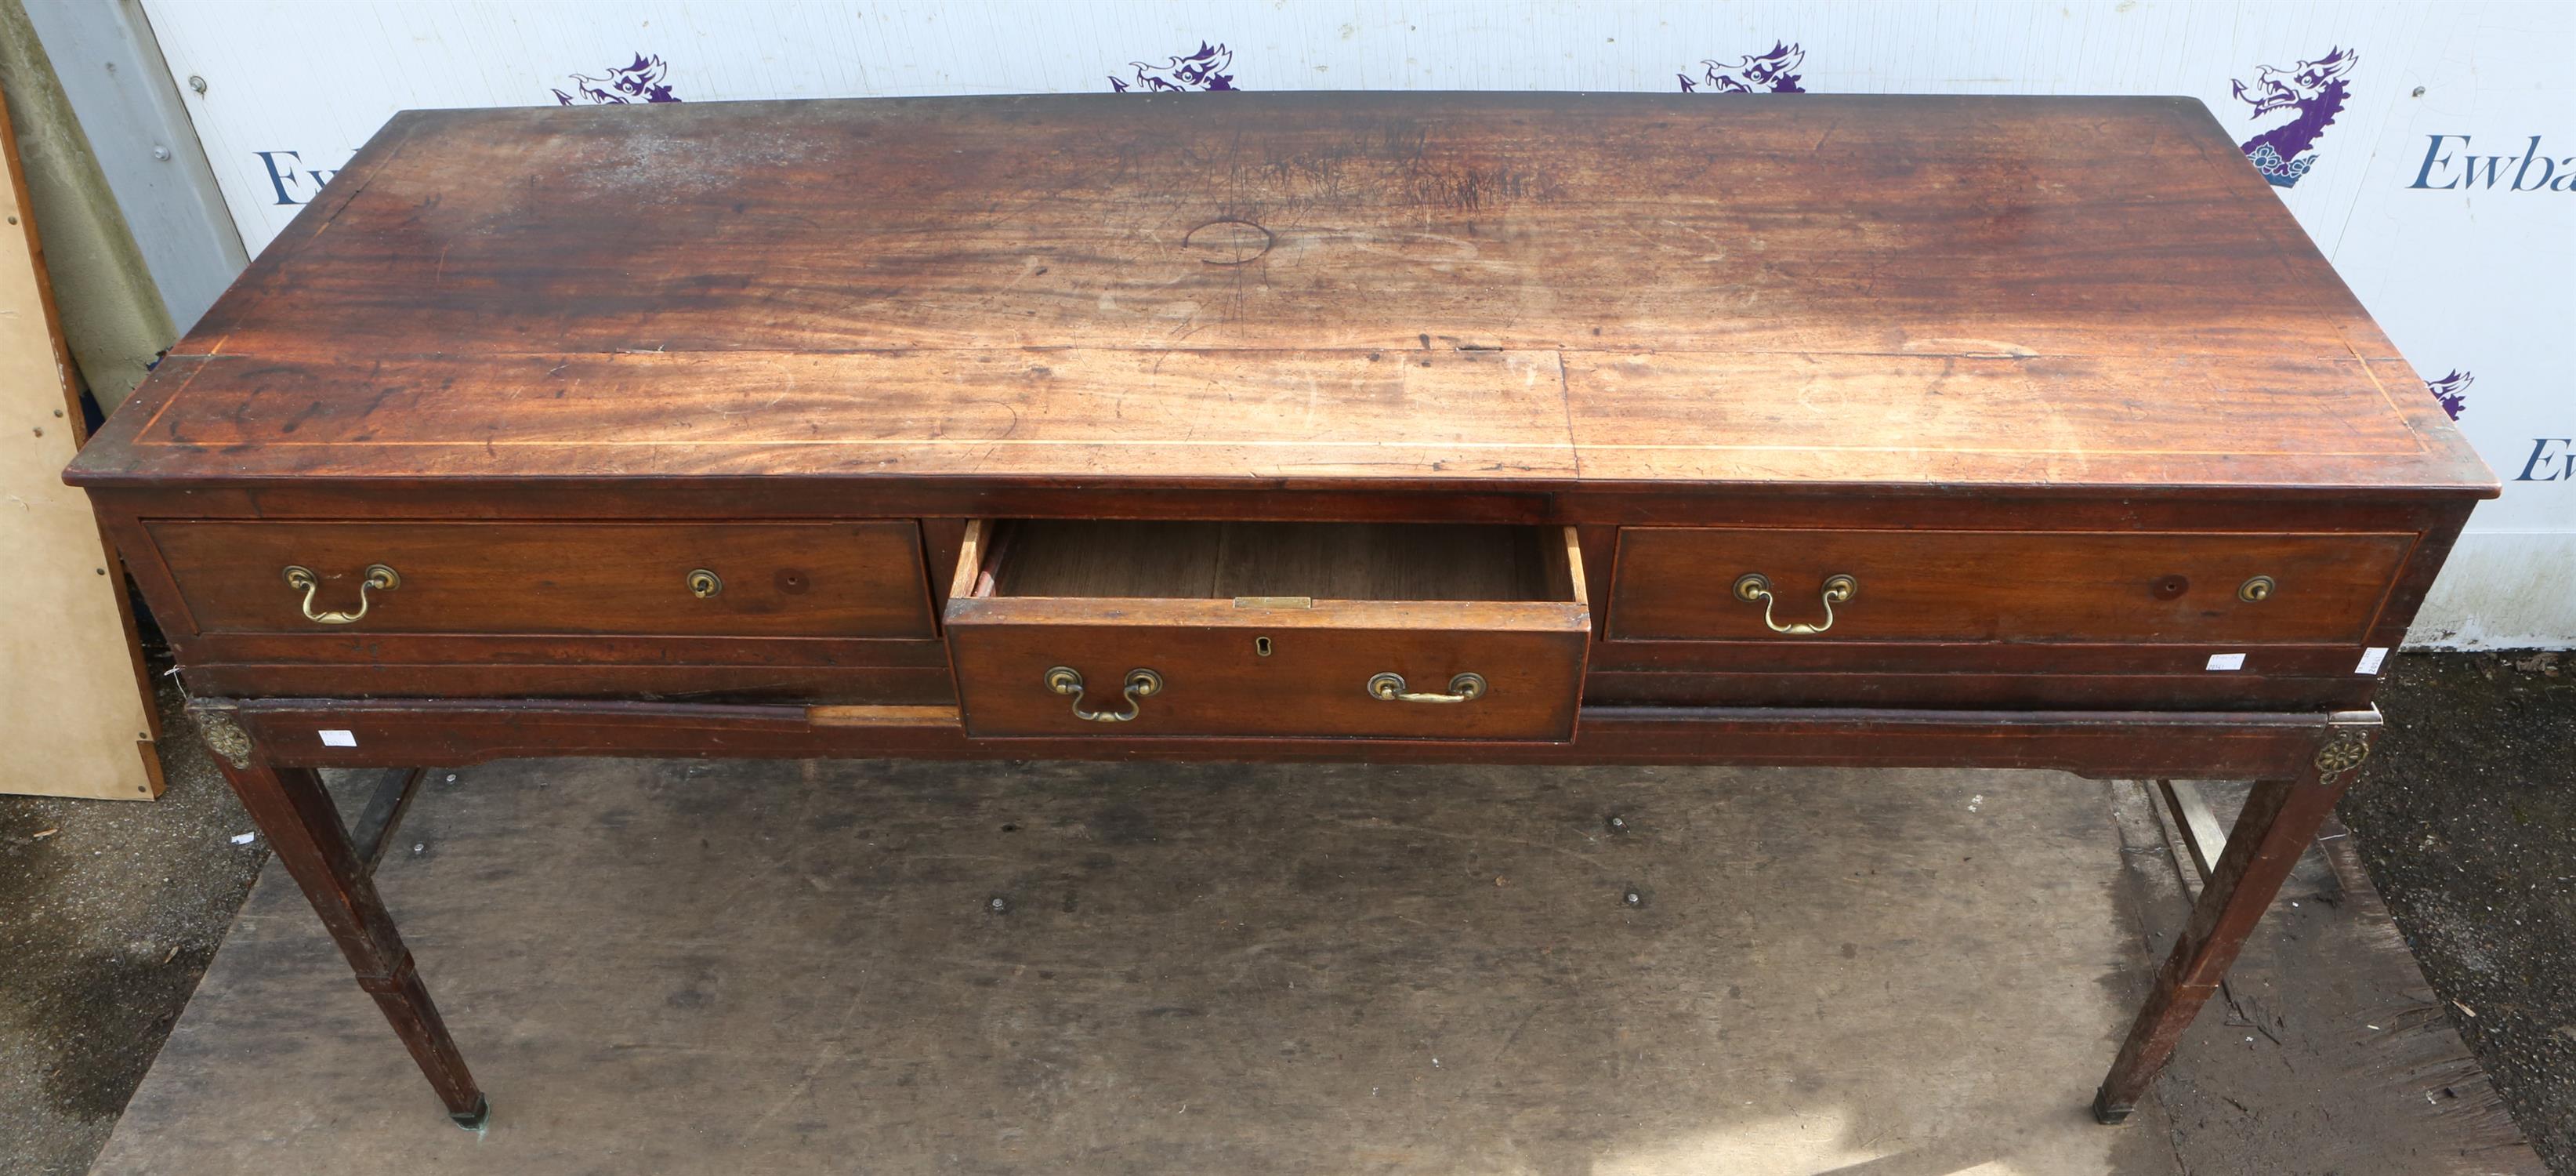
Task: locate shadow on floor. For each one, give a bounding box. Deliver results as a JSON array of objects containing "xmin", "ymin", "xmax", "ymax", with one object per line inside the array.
[
  {"xmin": 93, "ymin": 759, "xmax": 2181, "ymax": 1175},
  {"xmin": 0, "ymin": 679, "xmax": 266, "ymax": 1176},
  {"xmin": 5, "ymin": 652, "xmax": 2563, "ymax": 1174}
]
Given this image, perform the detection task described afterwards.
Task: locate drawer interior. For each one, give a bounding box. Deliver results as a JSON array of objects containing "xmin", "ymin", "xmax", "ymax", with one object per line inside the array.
[
  {"xmin": 944, "ymin": 521, "xmax": 1590, "ymax": 739},
  {"xmin": 961, "ymin": 521, "xmax": 1578, "ymax": 604}
]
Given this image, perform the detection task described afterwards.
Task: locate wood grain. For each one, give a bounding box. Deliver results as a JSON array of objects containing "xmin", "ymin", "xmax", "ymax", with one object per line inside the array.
[
  {"xmin": 1585, "ymin": 670, "xmax": 2374, "ymax": 712},
  {"xmin": 806, "ymin": 704, "xmax": 962, "ymax": 728},
  {"xmin": 64, "ymin": 93, "xmax": 2494, "ymax": 495},
  {"xmin": 147, "ymin": 520, "xmax": 935, "ymax": 638},
  {"xmin": 1610, "ymin": 528, "xmax": 2413, "ymax": 644},
  {"xmin": 208, "ymin": 753, "xmax": 484, "ymax": 1121},
  {"xmin": 178, "ymin": 97, "xmax": 2386, "ymax": 357},
  {"xmin": 177, "ymin": 663, "xmax": 955, "ymax": 706},
  {"xmin": 216, "ymin": 695, "xmax": 2339, "ymax": 783},
  {"xmin": 2097, "ymin": 717, "xmax": 2381, "ymax": 1117},
  {"xmin": 988, "ymin": 520, "xmax": 1556, "ymax": 601},
  {"xmin": 949, "ymin": 521, "xmax": 1589, "ymax": 739},
  {"xmin": 948, "ymin": 619, "xmax": 1588, "ymax": 740},
  {"xmin": 74, "ymin": 91, "xmax": 2500, "ymax": 1129}
]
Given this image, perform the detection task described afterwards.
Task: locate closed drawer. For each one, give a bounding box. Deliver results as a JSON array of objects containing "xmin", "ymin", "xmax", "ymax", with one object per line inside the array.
[
  {"xmin": 945, "ymin": 521, "xmax": 1590, "ymax": 739},
  {"xmin": 147, "ymin": 521, "xmax": 935, "ymax": 638},
  {"xmin": 1609, "ymin": 528, "xmax": 2411, "ymax": 644}
]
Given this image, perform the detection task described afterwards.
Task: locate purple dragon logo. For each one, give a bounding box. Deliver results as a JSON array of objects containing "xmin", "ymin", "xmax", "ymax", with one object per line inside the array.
[
  {"xmin": 552, "ymin": 53, "xmax": 682, "ymax": 106},
  {"xmin": 1679, "ymin": 42, "xmax": 1807, "ymax": 93},
  {"xmin": 2231, "ymin": 48, "xmax": 2357, "ymax": 187},
  {"xmin": 1110, "ymin": 42, "xmax": 1237, "ymax": 93},
  {"xmin": 2426, "ymin": 369, "xmax": 2473, "ymax": 420}
]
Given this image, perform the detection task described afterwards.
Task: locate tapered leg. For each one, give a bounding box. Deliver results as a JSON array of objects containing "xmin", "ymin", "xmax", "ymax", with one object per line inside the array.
[
  {"xmin": 2093, "ymin": 719, "xmax": 2379, "ymax": 1123},
  {"xmin": 206, "ymin": 728, "xmax": 488, "ymax": 1127}
]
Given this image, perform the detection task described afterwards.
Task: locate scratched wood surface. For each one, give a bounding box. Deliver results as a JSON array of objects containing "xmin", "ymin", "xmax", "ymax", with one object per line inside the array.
[
  {"xmin": 988, "ymin": 520, "xmax": 1555, "ymax": 601},
  {"xmin": 144, "ymin": 520, "xmax": 937, "ymax": 637},
  {"xmin": 65, "ymin": 93, "xmax": 2489, "ymax": 493},
  {"xmin": 1609, "ymin": 528, "xmax": 2415, "ymax": 644}
]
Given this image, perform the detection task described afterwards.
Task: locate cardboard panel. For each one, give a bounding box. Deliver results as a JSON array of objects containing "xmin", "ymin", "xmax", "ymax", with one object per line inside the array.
[{"xmin": 1, "ymin": 85, "xmax": 161, "ymax": 798}]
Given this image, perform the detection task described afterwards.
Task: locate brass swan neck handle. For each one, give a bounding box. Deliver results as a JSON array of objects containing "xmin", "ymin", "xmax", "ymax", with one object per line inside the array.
[
  {"xmin": 1045, "ymin": 666, "xmax": 1162, "ymax": 722},
  {"xmin": 283, "ymin": 564, "xmax": 400, "ymax": 625},
  {"xmin": 1733, "ymin": 572, "xmax": 1857, "ymax": 636},
  {"xmin": 1367, "ymin": 672, "xmax": 1487, "ymax": 703}
]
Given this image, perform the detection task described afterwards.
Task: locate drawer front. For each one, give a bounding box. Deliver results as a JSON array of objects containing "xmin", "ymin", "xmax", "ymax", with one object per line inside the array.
[
  {"xmin": 947, "ymin": 608, "xmax": 1587, "ymax": 739},
  {"xmin": 945, "ymin": 521, "xmax": 1592, "ymax": 739},
  {"xmin": 1610, "ymin": 528, "xmax": 2411, "ymax": 645},
  {"xmin": 147, "ymin": 521, "xmax": 935, "ymax": 638}
]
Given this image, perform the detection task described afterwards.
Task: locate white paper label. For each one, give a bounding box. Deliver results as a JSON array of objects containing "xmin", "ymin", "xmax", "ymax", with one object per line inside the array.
[
  {"xmin": 318, "ymin": 729, "xmax": 357, "ymax": 747},
  {"xmin": 2205, "ymin": 653, "xmax": 2247, "ymax": 672},
  {"xmin": 2356, "ymin": 647, "xmax": 2389, "ymax": 675}
]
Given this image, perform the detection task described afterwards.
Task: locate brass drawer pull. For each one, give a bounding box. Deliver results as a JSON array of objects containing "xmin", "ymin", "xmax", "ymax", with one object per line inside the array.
[
  {"xmin": 687, "ymin": 568, "xmax": 723, "ymax": 599},
  {"xmin": 1733, "ymin": 572, "xmax": 1857, "ymax": 636},
  {"xmin": 1045, "ymin": 666, "xmax": 1162, "ymax": 722},
  {"xmin": 1367, "ymin": 671, "xmax": 1487, "ymax": 703},
  {"xmin": 281, "ymin": 564, "xmax": 400, "ymax": 625}
]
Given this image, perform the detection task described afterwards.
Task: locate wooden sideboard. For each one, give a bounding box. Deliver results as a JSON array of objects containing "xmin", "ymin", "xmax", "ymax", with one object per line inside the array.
[{"xmin": 65, "ymin": 93, "xmax": 2495, "ymax": 1132}]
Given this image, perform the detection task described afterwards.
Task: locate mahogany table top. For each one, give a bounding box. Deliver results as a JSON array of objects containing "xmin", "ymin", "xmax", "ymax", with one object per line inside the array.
[{"xmin": 69, "ymin": 93, "xmax": 2491, "ymax": 497}]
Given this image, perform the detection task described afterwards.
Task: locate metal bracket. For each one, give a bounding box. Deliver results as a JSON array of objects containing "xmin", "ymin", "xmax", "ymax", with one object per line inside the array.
[
  {"xmin": 194, "ymin": 706, "xmax": 255, "ymax": 769},
  {"xmin": 2313, "ymin": 731, "xmax": 2372, "ymax": 779},
  {"xmin": 2313, "ymin": 707, "xmax": 2381, "ymax": 781}
]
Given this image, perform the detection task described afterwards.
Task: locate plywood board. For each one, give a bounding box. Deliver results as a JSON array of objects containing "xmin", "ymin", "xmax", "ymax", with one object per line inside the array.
[{"xmin": 0, "ymin": 84, "xmax": 161, "ymax": 799}]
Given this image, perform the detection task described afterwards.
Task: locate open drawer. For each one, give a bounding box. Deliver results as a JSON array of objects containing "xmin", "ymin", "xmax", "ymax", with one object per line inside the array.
[{"xmin": 944, "ymin": 521, "xmax": 1591, "ymax": 739}]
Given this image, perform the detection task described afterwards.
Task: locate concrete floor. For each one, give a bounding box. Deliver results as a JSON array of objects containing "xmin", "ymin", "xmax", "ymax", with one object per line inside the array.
[
  {"xmin": 63, "ymin": 757, "xmax": 2296, "ymax": 1175},
  {"xmin": 0, "ymin": 680, "xmax": 267, "ymax": 1175},
  {"xmin": 10, "ymin": 658, "xmax": 2553, "ymax": 1174},
  {"xmin": 82, "ymin": 759, "xmax": 2181, "ymax": 1175},
  {"xmin": 2342, "ymin": 652, "xmax": 2576, "ymax": 1171}
]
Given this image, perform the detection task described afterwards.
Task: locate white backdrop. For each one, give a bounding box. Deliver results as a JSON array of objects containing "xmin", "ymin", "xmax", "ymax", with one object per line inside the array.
[{"xmin": 136, "ymin": 0, "xmax": 2574, "ymax": 647}]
